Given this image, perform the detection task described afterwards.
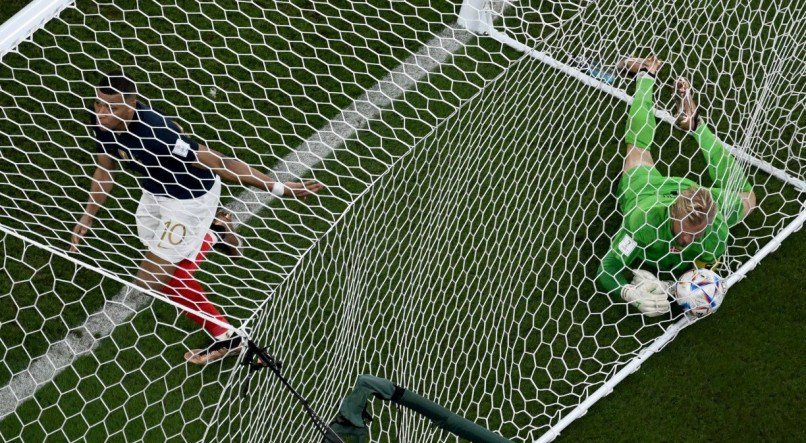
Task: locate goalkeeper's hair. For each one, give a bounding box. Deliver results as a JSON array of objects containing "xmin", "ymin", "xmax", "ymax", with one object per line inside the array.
[
  {"xmin": 671, "ymin": 186, "xmax": 717, "ymax": 226},
  {"xmin": 97, "ymin": 70, "xmax": 136, "ymax": 98}
]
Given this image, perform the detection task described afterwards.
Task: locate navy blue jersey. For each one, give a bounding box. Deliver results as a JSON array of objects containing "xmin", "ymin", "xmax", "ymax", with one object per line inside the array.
[{"xmin": 93, "ymin": 103, "xmax": 215, "ymax": 199}]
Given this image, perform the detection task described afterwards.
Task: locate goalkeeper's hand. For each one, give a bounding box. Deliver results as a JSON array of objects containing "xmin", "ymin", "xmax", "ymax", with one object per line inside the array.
[
  {"xmin": 620, "ymin": 282, "xmax": 670, "ymax": 317},
  {"xmin": 630, "ymin": 269, "xmax": 675, "ymax": 297}
]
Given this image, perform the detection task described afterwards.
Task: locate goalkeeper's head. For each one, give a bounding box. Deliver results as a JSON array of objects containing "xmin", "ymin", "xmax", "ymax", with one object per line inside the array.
[
  {"xmin": 94, "ymin": 70, "xmax": 137, "ymax": 131},
  {"xmin": 670, "ymin": 186, "xmax": 717, "ymax": 247}
]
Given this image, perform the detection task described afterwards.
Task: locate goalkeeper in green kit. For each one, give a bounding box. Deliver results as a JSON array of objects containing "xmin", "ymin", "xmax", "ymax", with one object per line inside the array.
[{"xmin": 597, "ymin": 56, "xmax": 757, "ymax": 317}]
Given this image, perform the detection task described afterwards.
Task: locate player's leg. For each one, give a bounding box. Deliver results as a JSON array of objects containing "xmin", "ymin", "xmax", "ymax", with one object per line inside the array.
[
  {"xmin": 134, "ymin": 192, "xmax": 179, "ymax": 291},
  {"xmin": 134, "ymin": 180, "xmax": 242, "ymax": 364},
  {"xmin": 163, "ymin": 209, "xmax": 239, "ymax": 338},
  {"xmin": 154, "ymin": 232, "xmax": 242, "ymax": 365},
  {"xmin": 136, "ymin": 225, "xmax": 230, "ymax": 339},
  {"xmin": 135, "ymin": 251, "xmax": 178, "ymax": 292},
  {"xmin": 160, "ymin": 233, "xmax": 229, "ymax": 338},
  {"xmin": 619, "ymin": 55, "xmax": 663, "ymax": 173},
  {"xmin": 166, "ymin": 180, "xmax": 246, "ymax": 364},
  {"xmin": 675, "ymin": 78, "xmax": 756, "ymax": 223}
]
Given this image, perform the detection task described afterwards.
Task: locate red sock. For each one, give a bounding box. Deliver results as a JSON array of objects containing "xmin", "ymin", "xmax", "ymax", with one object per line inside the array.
[{"xmin": 162, "ymin": 232, "xmax": 230, "ymax": 338}]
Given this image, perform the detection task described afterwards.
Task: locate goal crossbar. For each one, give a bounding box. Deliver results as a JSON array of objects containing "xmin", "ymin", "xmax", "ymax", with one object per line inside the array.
[
  {"xmin": 481, "ymin": 28, "xmax": 805, "ymax": 192},
  {"xmin": 0, "ymin": 0, "xmax": 73, "ymax": 59}
]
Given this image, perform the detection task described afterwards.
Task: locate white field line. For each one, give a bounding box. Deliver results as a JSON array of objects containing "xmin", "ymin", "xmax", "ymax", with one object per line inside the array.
[{"xmin": 0, "ymin": 24, "xmax": 476, "ymax": 419}]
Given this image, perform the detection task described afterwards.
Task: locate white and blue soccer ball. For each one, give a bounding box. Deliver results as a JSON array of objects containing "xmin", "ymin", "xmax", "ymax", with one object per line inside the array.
[{"xmin": 674, "ymin": 268, "xmax": 725, "ymax": 319}]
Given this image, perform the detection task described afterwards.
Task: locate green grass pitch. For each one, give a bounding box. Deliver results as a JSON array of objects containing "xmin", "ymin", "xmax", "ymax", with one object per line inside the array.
[{"xmin": 0, "ymin": 1, "xmax": 803, "ymax": 441}]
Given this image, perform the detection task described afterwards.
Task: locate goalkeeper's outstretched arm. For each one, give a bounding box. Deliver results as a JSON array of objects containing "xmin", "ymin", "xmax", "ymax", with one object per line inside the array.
[
  {"xmin": 597, "ymin": 229, "xmax": 638, "ymax": 294},
  {"xmin": 597, "ymin": 229, "xmax": 671, "ymax": 317}
]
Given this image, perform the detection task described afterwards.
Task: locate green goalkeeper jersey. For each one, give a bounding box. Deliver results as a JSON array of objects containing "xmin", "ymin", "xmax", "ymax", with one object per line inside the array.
[
  {"xmin": 597, "ymin": 75, "xmax": 751, "ymax": 295},
  {"xmin": 597, "ymin": 166, "xmax": 744, "ymax": 294}
]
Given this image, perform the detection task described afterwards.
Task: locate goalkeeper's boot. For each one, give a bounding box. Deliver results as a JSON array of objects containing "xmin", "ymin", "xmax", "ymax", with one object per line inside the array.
[
  {"xmin": 616, "ymin": 55, "xmax": 662, "ymax": 77},
  {"xmin": 674, "ymin": 77, "xmax": 700, "ymax": 131},
  {"xmin": 184, "ymin": 335, "xmax": 244, "ymax": 365},
  {"xmin": 210, "ymin": 208, "xmax": 242, "ymax": 259}
]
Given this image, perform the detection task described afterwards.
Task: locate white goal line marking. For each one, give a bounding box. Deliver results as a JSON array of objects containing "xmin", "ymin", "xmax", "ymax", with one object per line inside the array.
[{"xmin": 0, "ymin": 23, "xmax": 476, "ymax": 419}]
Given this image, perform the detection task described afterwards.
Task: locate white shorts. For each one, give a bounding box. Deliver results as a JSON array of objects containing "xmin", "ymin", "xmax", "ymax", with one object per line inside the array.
[{"xmin": 135, "ymin": 177, "xmax": 221, "ymax": 264}]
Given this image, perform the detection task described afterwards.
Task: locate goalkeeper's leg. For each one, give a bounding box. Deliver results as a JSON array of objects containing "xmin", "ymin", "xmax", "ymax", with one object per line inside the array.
[
  {"xmin": 615, "ymin": 55, "xmax": 664, "ymax": 215},
  {"xmin": 619, "ymin": 55, "xmax": 662, "ymax": 173},
  {"xmin": 675, "ymin": 78, "xmax": 757, "ymax": 223}
]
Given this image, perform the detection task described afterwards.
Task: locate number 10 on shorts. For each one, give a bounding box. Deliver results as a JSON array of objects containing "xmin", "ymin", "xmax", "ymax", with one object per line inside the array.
[{"xmin": 160, "ymin": 220, "xmax": 187, "ymax": 246}]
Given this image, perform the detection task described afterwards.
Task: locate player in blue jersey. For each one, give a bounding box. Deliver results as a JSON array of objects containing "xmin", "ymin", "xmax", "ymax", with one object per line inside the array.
[{"xmin": 70, "ymin": 71, "xmax": 323, "ymax": 364}]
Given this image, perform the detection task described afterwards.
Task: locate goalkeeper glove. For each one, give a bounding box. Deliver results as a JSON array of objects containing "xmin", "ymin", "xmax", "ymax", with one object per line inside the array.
[
  {"xmin": 621, "ymin": 282, "xmax": 670, "ymax": 317},
  {"xmin": 630, "ymin": 269, "xmax": 675, "ymax": 297}
]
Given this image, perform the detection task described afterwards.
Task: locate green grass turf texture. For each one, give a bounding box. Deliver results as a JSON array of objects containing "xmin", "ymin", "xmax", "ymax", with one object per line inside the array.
[
  {"xmin": 0, "ymin": 1, "xmax": 803, "ymax": 442},
  {"xmin": 0, "ymin": 0, "xmax": 515, "ymax": 441}
]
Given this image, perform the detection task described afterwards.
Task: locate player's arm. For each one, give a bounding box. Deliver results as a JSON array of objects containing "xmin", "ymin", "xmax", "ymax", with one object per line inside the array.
[
  {"xmin": 597, "ymin": 229, "xmax": 634, "ymax": 294},
  {"xmin": 70, "ymin": 153, "xmax": 117, "ymax": 252},
  {"xmin": 194, "ymin": 145, "xmax": 322, "ymax": 198},
  {"xmin": 739, "ymin": 190, "xmax": 757, "ymax": 219},
  {"xmin": 708, "ymin": 186, "xmax": 757, "ymax": 227},
  {"xmin": 694, "ymin": 125, "xmax": 757, "ymax": 223},
  {"xmin": 597, "ymin": 229, "xmax": 670, "ymax": 317}
]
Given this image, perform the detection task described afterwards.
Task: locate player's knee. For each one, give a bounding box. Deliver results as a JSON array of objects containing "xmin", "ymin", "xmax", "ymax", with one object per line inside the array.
[
  {"xmin": 741, "ymin": 190, "xmax": 757, "ymax": 219},
  {"xmin": 623, "ymin": 144, "xmax": 655, "ymax": 174}
]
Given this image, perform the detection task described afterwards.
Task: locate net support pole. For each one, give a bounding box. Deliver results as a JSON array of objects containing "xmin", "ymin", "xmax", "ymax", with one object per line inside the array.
[
  {"xmin": 0, "ymin": 0, "xmax": 74, "ymax": 60},
  {"xmin": 330, "ymin": 374, "xmax": 512, "ymax": 443}
]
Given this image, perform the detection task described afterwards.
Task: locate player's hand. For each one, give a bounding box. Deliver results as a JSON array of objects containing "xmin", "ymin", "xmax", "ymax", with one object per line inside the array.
[
  {"xmin": 70, "ymin": 215, "xmax": 93, "ymax": 252},
  {"xmin": 630, "ymin": 268, "xmax": 675, "ymax": 297},
  {"xmin": 621, "ymin": 283, "xmax": 670, "ymax": 317},
  {"xmin": 282, "ymin": 180, "xmax": 323, "ymax": 199}
]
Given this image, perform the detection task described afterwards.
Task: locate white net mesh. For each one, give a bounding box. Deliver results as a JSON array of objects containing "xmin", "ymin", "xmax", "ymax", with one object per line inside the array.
[{"xmin": 0, "ymin": 0, "xmax": 803, "ymax": 441}]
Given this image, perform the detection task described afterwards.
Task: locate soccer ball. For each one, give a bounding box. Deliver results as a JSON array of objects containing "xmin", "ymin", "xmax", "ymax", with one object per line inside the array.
[{"xmin": 674, "ymin": 268, "xmax": 725, "ymax": 318}]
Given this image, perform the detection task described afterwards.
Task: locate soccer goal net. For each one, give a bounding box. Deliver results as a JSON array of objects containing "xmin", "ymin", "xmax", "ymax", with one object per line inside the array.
[{"xmin": 0, "ymin": 0, "xmax": 802, "ymax": 441}]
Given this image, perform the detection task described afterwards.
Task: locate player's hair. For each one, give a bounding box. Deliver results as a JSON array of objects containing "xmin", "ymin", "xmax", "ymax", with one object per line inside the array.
[
  {"xmin": 671, "ymin": 186, "xmax": 717, "ymax": 227},
  {"xmin": 97, "ymin": 70, "xmax": 137, "ymax": 98}
]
